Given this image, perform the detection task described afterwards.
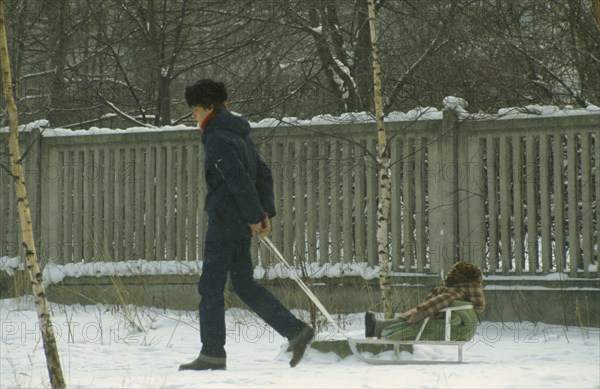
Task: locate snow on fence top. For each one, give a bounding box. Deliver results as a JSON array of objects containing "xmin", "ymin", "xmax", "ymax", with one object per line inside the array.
[
  {"xmin": 3, "ymin": 255, "xmax": 593, "ymax": 288},
  {"xmin": 2, "ymin": 98, "xmax": 599, "ymax": 136},
  {"xmin": 0, "ymin": 255, "xmax": 386, "ymax": 287}
]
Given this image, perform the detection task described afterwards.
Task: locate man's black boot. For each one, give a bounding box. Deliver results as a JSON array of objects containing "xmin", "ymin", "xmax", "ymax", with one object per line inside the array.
[
  {"xmin": 289, "ymin": 325, "xmax": 315, "ymax": 367},
  {"xmin": 179, "ymin": 353, "xmax": 226, "ymax": 371}
]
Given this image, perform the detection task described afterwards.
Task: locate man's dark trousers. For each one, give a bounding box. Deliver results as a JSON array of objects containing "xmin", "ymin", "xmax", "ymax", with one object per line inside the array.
[{"xmin": 198, "ymin": 235, "xmax": 305, "ymax": 358}]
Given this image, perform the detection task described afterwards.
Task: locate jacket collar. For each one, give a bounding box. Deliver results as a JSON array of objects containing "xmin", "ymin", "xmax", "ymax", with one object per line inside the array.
[{"xmin": 200, "ymin": 111, "xmax": 217, "ymax": 131}]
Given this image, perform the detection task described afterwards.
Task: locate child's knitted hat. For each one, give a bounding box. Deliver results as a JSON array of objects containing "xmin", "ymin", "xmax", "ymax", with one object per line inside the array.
[{"xmin": 445, "ymin": 261, "xmax": 483, "ymax": 286}]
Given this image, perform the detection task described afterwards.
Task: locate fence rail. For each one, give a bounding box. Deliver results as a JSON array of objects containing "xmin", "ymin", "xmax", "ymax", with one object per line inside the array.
[{"xmin": 1, "ymin": 111, "xmax": 598, "ymax": 277}]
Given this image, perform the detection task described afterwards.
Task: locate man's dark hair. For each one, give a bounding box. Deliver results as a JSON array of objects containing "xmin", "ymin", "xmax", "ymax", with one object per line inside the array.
[{"xmin": 185, "ymin": 79, "xmax": 228, "ymax": 111}]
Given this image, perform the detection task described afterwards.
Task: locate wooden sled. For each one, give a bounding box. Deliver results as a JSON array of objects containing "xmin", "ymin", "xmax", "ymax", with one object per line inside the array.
[{"xmin": 348, "ymin": 304, "xmax": 474, "ymax": 365}]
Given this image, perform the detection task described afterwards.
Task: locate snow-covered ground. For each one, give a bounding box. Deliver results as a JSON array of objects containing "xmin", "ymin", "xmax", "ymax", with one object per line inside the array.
[{"xmin": 1, "ymin": 297, "xmax": 598, "ymax": 389}]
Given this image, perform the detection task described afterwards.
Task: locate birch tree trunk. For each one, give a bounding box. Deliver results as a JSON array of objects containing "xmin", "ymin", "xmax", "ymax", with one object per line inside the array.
[
  {"xmin": 0, "ymin": 2, "xmax": 66, "ymax": 388},
  {"xmin": 367, "ymin": 0, "xmax": 394, "ymax": 320}
]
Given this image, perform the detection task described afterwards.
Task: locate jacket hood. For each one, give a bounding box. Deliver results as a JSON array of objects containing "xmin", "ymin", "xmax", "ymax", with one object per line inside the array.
[{"xmin": 202, "ymin": 109, "xmax": 250, "ymax": 143}]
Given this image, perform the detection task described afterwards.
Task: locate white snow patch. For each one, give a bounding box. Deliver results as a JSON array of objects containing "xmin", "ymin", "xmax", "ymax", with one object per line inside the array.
[
  {"xmin": 40, "ymin": 260, "xmax": 203, "ymax": 286},
  {"xmin": 0, "ymin": 297, "xmax": 598, "ymax": 389},
  {"xmin": 3, "ymin": 102, "xmax": 598, "ymax": 137},
  {"xmin": 40, "ymin": 124, "xmax": 193, "ymax": 137},
  {"xmin": 32, "ymin": 259, "xmax": 600, "ymax": 289},
  {"xmin": 27, "ymin": 259, "xmax": 417, "ymax": 287},
  {"xmin": 2, "ymin": 258, "xmax": 359, "ymax": 286},
  {"xmin": 497, "ymin": 104, "xmax": 598, "ymax": 119},
  {"xmin": 484, "ymin": 272, "xmax": 598, "ymax": 282},
  {"xmin": 443, "ymin": 96, "xmax": 468, "ymax": 110},
  {"xmin": 586, "ymin": 103, "xmax": 600, "ymax": 111},
  {"xmin": 485, "ymin": 285, "xmax": 600, "ymax": 292},
  {"xmin": 0, "ymin": 256, "xmax": 22, "ymax": 276}
]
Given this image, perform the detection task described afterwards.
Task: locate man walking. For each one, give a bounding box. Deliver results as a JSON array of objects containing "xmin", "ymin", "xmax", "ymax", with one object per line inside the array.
[{"xmin": 179, "ymin": 79, "xmax": 314, "ymax": 371}]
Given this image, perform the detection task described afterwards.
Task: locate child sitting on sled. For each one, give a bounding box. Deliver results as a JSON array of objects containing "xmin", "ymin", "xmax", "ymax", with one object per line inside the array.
[{"xmin": 365, "ymin": 260, "xmax": 485, "ymax": 341}]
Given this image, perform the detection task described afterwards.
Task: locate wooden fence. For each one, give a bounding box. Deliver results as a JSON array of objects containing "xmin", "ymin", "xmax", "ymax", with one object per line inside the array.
[{"xmin": 1, "ymin": 110, "xmax": 598, "ymax": 277}]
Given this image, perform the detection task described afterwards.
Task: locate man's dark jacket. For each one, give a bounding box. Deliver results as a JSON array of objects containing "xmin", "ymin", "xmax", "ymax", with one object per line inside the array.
[{"xmin": 201, "ymin": 109, "xmax": 276, "ymax": 240}]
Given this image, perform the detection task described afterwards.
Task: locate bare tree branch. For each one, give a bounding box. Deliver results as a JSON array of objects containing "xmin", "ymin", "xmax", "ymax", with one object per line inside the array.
[{"xmin": 97, "ymin": 93, "xmax": 158, "ymax": 129}]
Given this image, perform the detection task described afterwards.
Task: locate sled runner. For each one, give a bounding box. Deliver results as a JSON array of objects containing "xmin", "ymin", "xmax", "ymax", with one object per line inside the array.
[{"xmin": 348, "ymin": 303, "xmax": 474, "ymax": 365}]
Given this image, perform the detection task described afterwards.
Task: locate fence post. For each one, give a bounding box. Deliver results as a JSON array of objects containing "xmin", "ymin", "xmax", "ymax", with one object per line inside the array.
[
  {"xmin": 428, "ymin": 109, "xmax": 459, "ymax": 275},
  {"xmin": 13, "ymin": 129, "xmax": 42, "ymax": 260},
  {"xmin": 40, "ymin": 139, "xmax": 61, "ymax": 264},
  {"xmin": 456, "ymin": 120, "xmax": 486, "ymax": 267},
  {"xmin": 24, "ymin": 128, "xmax": 42, "ymax": 247}
]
